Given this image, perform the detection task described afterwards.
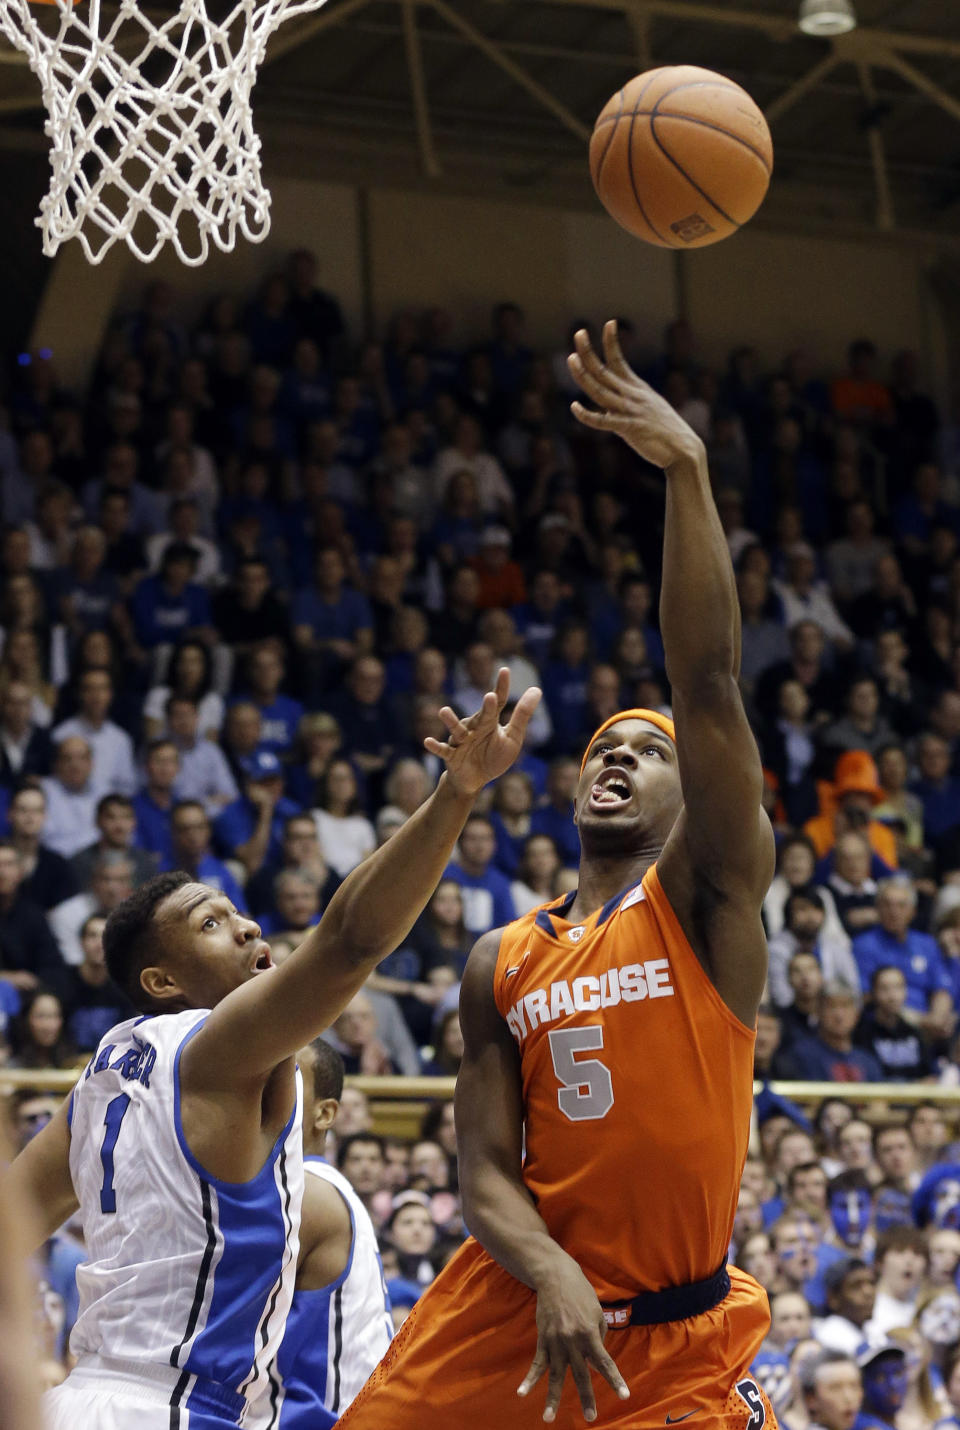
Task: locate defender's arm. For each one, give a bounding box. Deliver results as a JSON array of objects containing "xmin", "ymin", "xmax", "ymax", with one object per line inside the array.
[
  {"xmin": 3, "ymin": 1097, "xmax": 78, "ymax": 1251},
  {"xmin": 184, "ymin": 673, "xmax": 540, "ymax": 1090},
  {"xmin": 0, "ymin": 1122, "xmax": 45, "ymax": 1430}
]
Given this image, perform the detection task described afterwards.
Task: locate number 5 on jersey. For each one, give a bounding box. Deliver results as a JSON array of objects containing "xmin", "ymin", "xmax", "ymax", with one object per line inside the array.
[
  {"xmin": 99, "ymin": 1092, "xmax": 132, "ymax": 1213},
  {"xmin": 548, "ymin": 1027, "xmax": 614, "ymax": 1122}
]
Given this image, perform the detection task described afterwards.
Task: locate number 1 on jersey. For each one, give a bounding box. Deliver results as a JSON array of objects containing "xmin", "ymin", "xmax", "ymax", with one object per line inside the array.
[
  {"xmin": 548, "ymin": 1026, "xmax": 614, "ymax": 1122},
  {"xmin": 99, "ymin": 1092, "xmax": 131, "ymax": 1213}
]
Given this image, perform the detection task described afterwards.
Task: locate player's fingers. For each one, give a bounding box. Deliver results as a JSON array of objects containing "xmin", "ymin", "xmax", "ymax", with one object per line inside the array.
[
  {"xmin": 505, "ymin": 685, "xmax": 543, "ymax": 739},
  {"xmin": 570, "ymin": 400, "xmax": 621, "ymax": 431},
  {"xmin": 568, "ymin": 1348, "xmax": 597, "ymax": 1422},
  {"xmin": 423, "ymin": 736, "xmax": 451, "ymax": 758},
  {"xmin": 517, "ymin": 1344, "xmax": 549, "ymax": 1397},
  {"xmin": 572, "ymin": 328, "xmax": 619, "ymax": 384},
  {"xmin": 542, "ymin": 1345, "xmax": 568, "ymax": 1424},
  {"xmin": 438, "ymin": 706, "xmax": 470, "ymax": 740},
  {"xmin": 494, "ymin": 665, "xmax": 511, "ymax": 709},
  {"xmin": 474, "ymin": 688, "xmax": 501, "ymax": 731},
  {"xmin": 587, "ymin": 1340, "xmax": 630, "ymax": 1402},
  {"xmin": 567, "ymin": 352, "xmax": 622, "ymax": 408},
  {"xmin": 602, "ymin": 318, "xmax": 634, "ymax": 380}
]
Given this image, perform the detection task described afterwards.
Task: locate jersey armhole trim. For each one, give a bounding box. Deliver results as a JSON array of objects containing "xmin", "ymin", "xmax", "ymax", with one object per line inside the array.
[
  {"xmin": 173, "ymin": 1016, "xmax": 300, "ymax": 1189},
  {"xmin": 643, "ymin": 864, "xmax": 757, "ymax": 1040}
]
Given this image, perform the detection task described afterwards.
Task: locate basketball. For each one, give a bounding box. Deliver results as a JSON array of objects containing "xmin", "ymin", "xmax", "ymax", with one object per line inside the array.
[{"xmin": 589, "ymin": 65, "xmax": 773, "ymax": 249}]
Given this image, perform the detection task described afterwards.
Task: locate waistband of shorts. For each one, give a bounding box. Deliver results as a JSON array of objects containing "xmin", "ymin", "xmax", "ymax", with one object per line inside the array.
[
  {"xmin": 71, "ymin": 1354, "xmax": 247, "ymax": 1421},
  {"xmin": 601, "ymin": 1264, "xmax": 731, "ymax": 1328}
]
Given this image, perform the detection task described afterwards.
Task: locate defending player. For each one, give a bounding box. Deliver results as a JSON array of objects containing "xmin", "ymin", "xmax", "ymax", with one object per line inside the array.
[
  {"xmin": 4, "ymin": 671, "xmax": 539, "ymax": 1430},
  {"xmin": 274, "ymin": 1040, "xmax": 394, "ymax": 1427},
  {"xmin": 339, "ymin": 322, "xmax": 777, "ymax": 1430}
]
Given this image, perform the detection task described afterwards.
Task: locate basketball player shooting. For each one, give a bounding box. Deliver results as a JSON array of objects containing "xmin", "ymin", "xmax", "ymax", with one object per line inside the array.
[
  {"xmin": 4, "ymin": 671, "xmax": 539, "ymax": 1430},
  {"xmin": 338, "ymin": 320, "xmax": 777, "ymax": 1430}
]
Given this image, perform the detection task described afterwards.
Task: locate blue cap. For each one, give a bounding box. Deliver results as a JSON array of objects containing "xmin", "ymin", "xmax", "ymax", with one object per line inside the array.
[{"xmin": 240, "ymin": 750, "xmax": 283, "ymax": 779}]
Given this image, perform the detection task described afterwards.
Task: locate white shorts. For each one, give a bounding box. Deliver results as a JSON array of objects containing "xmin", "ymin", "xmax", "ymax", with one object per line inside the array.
[{"xmin": 44, "ymin": 1357, "xmax": 248, "ymax": 1429}]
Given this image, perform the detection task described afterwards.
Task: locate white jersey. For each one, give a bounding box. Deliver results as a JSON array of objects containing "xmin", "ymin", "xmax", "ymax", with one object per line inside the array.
[
  {"xmin": 274, "ymin": 1157, "xmax": 394, "ymax": 1428},
  {"xmin": 66, "ymin": 1009, "xmax": 303, "ymax": 1428}
]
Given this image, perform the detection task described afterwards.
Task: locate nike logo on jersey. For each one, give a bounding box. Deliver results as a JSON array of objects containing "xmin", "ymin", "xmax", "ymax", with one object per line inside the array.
[
  {"xmin": 505, "ymin": 952, "xmax": 531, "ymax": 979},
  {"xmin": 665, "ymin": 1413, "xmax": 698, "ymax": 1424},
  {"xmin": 504, "ymin": 959, "xmax": 675, "ymax": 1045}
]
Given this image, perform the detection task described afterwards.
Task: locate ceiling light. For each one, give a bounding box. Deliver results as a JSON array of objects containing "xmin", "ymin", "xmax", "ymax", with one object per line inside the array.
[{"xmin": 798, "ymin": 0, "xmax": 857, "ymax": 36}]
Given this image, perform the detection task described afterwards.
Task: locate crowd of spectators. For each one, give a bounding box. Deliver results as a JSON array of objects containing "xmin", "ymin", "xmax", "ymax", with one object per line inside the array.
[{"xmin": 6, "ymin": 250, "xmax": 960, "ymax": 1413}]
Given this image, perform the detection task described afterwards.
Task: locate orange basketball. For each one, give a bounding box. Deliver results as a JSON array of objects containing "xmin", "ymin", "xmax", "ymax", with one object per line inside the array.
[{"xmin": 590, "ymin": 65, "xmax": 773, "ymax": 249}]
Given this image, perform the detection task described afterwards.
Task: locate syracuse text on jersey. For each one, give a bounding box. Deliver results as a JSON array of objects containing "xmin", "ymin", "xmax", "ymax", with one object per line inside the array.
[{"xmin": 504, "ymin": 956, "xmax": 676, "ymax": 1046}]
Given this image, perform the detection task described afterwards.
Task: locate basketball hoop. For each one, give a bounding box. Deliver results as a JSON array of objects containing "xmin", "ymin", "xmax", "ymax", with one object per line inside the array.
[{"xmin": 0, "ymin": 0, "xmax": 331, "ymax": 264}]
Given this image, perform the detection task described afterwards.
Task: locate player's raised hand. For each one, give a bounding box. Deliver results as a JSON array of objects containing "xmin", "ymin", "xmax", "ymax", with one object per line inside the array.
[
  {"xmin": 568, "ymin": 319, "xmax": 704, "ymax": 471},
  {"xmin": 425, "ymin": 668, "xmax": 541, "ymax": 799},
  {"xmin": 517, "ymin": 1257, "xmax": 629, "ymax": 1423}
]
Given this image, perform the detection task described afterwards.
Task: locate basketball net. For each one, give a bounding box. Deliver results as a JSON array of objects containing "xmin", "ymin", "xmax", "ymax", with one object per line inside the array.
[{"xmin": 0, "ymin": 0, "xmax": 330, "ymax": 264}]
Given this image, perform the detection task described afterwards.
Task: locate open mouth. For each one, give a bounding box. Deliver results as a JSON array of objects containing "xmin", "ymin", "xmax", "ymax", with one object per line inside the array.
[
  {"xmin": 590, "ymin": 769, "xmax": 633, "ymax": 808},
  {"xmin": 251, "ymin": 945, "xmax": 274, "ymax": 973}
]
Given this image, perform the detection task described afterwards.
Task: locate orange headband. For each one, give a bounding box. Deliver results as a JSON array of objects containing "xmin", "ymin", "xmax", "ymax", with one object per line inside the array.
[{"xmin": 579, "ymin": 709, "xmax": 676, "ymax": 777}]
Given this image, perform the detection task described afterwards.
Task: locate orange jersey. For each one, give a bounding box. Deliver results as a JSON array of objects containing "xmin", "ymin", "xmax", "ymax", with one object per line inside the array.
[{"xmin": 493, "ymin": 862, "xmax": 755, "ymax": 1302}]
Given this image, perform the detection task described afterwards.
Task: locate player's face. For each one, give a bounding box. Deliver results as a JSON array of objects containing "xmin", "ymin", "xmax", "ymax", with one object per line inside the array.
[
  {"xmin": 150, "ymin": 883, "xmax": 273, "ymax": 1009},
  {"xmin": 575, "ymin": 720, "xmax": 682, "ymax": 854}
]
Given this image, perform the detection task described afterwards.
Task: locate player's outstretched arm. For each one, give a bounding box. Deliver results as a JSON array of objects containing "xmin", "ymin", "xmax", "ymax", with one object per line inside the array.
[
  {"xmin": 185, "ymin": 670, "xmax": 541, "ymax": 1087},
  {"xmin": 570, "ymin": 323, "xmax": 774, "ymax": 1024},
  {"xmin": 457, "ymin": 933, "xmax": 629, "ymax": 1424}
]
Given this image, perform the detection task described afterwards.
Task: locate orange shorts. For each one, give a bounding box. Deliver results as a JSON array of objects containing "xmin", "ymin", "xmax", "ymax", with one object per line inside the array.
[{"xmin": 341, "ymin": 1239, "xmax": 778, "ymax": 1430}]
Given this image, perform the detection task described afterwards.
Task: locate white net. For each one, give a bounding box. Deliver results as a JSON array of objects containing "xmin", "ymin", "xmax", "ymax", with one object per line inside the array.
[{"xmin": 0, "ymin": 0, "xmax": 330, "ymax": 265}]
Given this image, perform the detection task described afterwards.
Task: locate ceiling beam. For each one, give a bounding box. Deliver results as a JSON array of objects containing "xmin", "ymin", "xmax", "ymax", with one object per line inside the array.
[
  {"xmin": 876, "ymin": 48, "xmax": 960, "ymax": 130},
  {"xmin": 426, "ymin": 0, "xmax": 592, "ymax": 142},
  {"xmin": 623, "ymin": 1, "xmax": 652, "ymax": 71},
  {"xmin": 539, "ymin": 0, "xmax": 960, "ymax": 62},
  {"xmin": 765, "ymin": 51, "xmax": 841, "ymax": 125},
  {"xmin": 857, "ymin": 61, "xmax": 894, "ymax": 232},
  {"xmin": 402, "ymin": 0, "xmax": 441, "ymax": 177}
]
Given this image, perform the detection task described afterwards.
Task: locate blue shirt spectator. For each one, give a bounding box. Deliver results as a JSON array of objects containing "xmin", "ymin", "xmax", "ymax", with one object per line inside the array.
[
  {"xmin": 790, "ymin": 986, "xmax": 884, "ymax": 1083},
  {"xmin": 159, "ymin": 800, "xmax": 245, "ymax": 909},
  {"xmin": 132, "ymin": 740, "xmax": 179, "ymax": 866},
  {"xmin": 235, "ymin": 641, "xmax": 304, "ymax": 757},
  {"xmin": 132, "ymin": 790, "xmax": 175, "ymax": 866},
  {"xmin": 790, "ymin": 1034, "xmax": 883, "ymax": 1083},
  {"xmin": 130, "ymin": 547, "xmax": 212, "ymax": 647},
  {"xmin": 541, "ymin": 625, "xmax": 591, "ymax": 756},
  {"xmin": 291, "ymin": 547, "xmax": 373, "ymax": 662},
  {"xmin": 443, "ymin": 815, "xmax": 516, "ymax": 936},
  {"xmin": 853, "ymin": 878, "xmax": 953, "ymax": 1015},
  {"xmin": 512, "ymin": 571, "xmax": 568, "ymax": 669},
  {"xmin": 213, "ymin": 752, "xmax": 301, "ymax": 875},
  {"xmin": 910, "ymin": 733, "xmax": 960, "ymax": 844},
  {"xmin": 530, "ymin": 759, "xmax": 581, "ymax": 869},
  {"xmin": 52, "ymin": 527, "xmax": 118, "ymax": 632}
]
